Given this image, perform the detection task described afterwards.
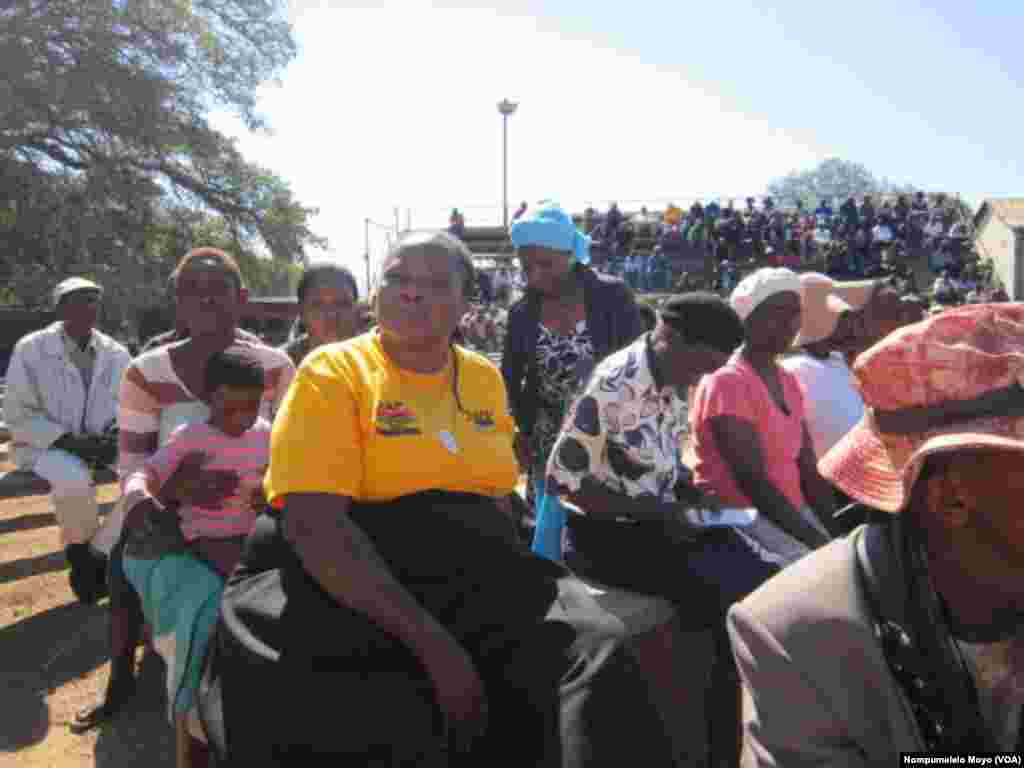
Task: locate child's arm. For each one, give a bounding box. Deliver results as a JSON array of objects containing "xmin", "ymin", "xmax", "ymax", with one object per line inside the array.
[{"xmin": 122, "ymin": 426, "xmax": 206, "ymax": 518}]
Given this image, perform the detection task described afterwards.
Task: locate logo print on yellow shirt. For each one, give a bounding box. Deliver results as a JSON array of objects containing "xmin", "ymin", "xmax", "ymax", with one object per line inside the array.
[
  {"xmin": 467, "ymin": 409, "xmax": 496, "ymax": 430},
  {"xmin": 375, "ymin": 401, "xmax": 421, "ymax": 436}
]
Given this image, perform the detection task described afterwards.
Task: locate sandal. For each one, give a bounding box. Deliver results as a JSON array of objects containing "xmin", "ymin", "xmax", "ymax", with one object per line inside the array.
[{"xmin": 69, "ymin": 664, "xmax": 135, "ymax": 734}]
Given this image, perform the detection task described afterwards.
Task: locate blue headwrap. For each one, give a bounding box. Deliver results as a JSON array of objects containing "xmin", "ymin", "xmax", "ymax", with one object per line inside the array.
[{"xmin": 509, "ymin": 201, "xmax": 590, "ymax": 265}]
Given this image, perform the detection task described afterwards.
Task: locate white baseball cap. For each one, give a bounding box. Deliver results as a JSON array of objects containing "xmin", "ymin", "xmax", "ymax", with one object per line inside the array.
[{"xmin": 53, "ymin": 277, "xmax": 103, "ymax": 308}]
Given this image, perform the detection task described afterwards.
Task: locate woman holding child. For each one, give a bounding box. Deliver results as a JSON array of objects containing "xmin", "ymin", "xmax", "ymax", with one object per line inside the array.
[
  {"xmin": 203, "ymin": 231, "xmax": 674, "ymax": 766},
  {"xmin": 73, "ymin": 248, "xmax": 295, "ymax": 757}
]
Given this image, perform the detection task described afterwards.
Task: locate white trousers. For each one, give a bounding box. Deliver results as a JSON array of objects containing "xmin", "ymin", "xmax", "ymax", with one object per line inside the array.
[{"xmin": 32, "ymin": 449, "xmax": 124, "ymax": 555}]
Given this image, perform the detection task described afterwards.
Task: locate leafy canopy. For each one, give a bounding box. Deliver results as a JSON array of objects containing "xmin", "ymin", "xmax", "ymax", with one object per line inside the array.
[{"xmin": 0, "ymin": 0, "xmax": 323, "ymax": 311}]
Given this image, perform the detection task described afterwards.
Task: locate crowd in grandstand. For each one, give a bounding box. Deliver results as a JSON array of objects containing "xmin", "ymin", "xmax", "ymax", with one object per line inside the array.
[{"xmin": 579, "ymin": 191, "xmax": 981, "ymax": 290}]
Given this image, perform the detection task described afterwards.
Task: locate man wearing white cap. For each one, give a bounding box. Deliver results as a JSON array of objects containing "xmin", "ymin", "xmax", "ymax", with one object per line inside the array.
[{"xmin": 4, "ymin": 278, "xmax": 131, "ymax": 602}]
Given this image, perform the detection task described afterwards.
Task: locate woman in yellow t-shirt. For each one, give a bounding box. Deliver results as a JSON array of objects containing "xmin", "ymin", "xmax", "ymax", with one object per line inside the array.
[{"xmin": 207, "ymin": 231, "xmax": 677, "ymax": 766}]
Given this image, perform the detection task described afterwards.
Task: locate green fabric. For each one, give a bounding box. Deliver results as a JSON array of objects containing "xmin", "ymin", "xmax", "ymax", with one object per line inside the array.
[{"xmin": 123, "ymin": 553, "xmax": 224, "ymax": 717}]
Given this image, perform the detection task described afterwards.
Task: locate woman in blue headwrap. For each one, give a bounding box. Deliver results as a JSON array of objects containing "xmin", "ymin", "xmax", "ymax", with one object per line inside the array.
[{"xmin": 501, "ymin": 202, "xmax": 643, "ymax": 559}]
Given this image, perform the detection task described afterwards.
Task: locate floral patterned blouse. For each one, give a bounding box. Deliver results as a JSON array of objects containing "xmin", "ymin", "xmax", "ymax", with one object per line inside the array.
[{"xmin": 545, "ymin": 333, "xmax": 691, "ymax": 505}]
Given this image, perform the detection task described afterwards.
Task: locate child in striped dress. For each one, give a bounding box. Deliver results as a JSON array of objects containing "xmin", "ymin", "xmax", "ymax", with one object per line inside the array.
[
  {"xmin": 122, "ymin": 351, "xmax": 271, "ymax": 577},
  {"xmin": 121, "ymin": 351, "xmax": 273, "ymax": 758}
]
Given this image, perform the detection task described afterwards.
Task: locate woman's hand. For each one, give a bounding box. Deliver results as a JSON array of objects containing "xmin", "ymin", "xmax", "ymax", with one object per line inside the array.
[{"xmin": 419, "ymin": 632, "xmax": 488, "ymax": 754}]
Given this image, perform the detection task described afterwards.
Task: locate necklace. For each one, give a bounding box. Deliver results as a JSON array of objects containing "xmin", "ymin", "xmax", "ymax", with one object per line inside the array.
[{"xmin": 437, "ymin": 355, "xmax": 461, "ymax": 456}]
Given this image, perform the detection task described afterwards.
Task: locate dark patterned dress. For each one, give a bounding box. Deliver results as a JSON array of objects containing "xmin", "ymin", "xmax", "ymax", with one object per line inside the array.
[{"xmin": 528, "ymin": 321, "xmax": 594, "ymax": 502}]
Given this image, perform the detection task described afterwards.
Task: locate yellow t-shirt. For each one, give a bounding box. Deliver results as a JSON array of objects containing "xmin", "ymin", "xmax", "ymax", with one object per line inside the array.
[{"xmin": 265, "ymin": 332, "xmax": 519, "ymax": 505}]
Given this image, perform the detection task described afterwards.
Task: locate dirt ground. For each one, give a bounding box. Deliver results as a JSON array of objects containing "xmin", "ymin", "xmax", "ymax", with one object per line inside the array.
[{"xmin": 0, "ymin": 457, "xmax": 174, "ymax": 768}]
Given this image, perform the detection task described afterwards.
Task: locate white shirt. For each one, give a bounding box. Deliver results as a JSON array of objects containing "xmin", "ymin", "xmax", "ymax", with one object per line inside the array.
[{"xmin": 781, "ymin": 352, "xmax": 864, "ymax": 460}]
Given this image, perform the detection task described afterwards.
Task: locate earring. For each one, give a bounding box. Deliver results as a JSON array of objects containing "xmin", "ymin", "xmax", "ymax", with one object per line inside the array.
[{"xmin": 946, "ymin": 499, "xmax": 970, "ymax": 527}]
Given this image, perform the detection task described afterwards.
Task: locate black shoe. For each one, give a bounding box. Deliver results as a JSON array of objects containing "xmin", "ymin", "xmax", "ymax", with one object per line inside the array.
[{"xmin": 66, "ymin": 544, "xmax": 109, "ymax": 605}]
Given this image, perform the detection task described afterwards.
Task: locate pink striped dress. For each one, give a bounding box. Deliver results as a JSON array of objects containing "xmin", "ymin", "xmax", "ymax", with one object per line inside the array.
[
  {"xmin": 123, "ymin": 420, "xmax": 271, "ymax": 540},
  {"xmin": 117, "ymin": 340, "xmax": 294, "ymax": 518}
]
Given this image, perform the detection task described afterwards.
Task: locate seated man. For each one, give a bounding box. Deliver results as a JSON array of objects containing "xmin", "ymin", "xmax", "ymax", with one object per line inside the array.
[
  {"xmin": 730, "ymin": 303, "xmax": 1024, "ymax": 762},
  {"xmin": 546, "ymin": 293, "xmax": 779, "ymax": 766},
  {"xmin": 4, "ymin": 278, "xmax": 131, "ymax": 603}
]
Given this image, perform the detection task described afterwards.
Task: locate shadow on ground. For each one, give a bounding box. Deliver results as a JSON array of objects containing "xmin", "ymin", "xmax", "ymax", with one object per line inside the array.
[
  {"xmin": 0, "ymin": 550, "xmax": 68, "ymax": 586},
  {"xmin": 0, "ymin": 512, "xmax": 55, "ymax": 536},
  {"xmin": 0, "ymin": 602, "xmax": 108, "ymax": 750},
  {"xmin": 94, "ymin": 651, "xmax": 174, "ymax": 768}
]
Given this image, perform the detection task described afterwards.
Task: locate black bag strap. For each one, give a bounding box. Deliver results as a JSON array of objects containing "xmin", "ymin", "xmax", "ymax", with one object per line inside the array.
[
  {"xmin": 854, "ymin": 525, "xmax": 949, "ymax": 750},
  {"xmin": 854, "ymin": 524, "xmax": 996, "ymax": 752}
]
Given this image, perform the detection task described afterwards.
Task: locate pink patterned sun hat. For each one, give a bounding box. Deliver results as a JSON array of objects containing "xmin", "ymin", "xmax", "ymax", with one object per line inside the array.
[{"xmin": 819, "ymin": 303, "xmax": 1024, "ymax": 512}]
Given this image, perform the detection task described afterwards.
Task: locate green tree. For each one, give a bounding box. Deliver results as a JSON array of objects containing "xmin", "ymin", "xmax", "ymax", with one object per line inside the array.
[
  {"xmin": 767, "ymin": 158, "xmax": 918, "ymax": 208},
  {"xmin": 0, "ymin": 0, "xmax": 323, "ymax": 290}
]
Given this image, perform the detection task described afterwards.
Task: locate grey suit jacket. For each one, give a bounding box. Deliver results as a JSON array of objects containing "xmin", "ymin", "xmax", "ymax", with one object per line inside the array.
[{"xmin": 728, "ymin": 524, "xmax": 926, "ymax": 767}]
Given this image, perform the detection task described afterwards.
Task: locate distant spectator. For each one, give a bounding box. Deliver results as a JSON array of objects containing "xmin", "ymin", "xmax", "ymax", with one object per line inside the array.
[
  {"xmin": 860, "ymin": 195, "xmax": 877, "ymax": 228},
  {"xmin": 513, "ymin": 201, "xmax": 528, "ymax": 221},
  {"xmin": 606, "ymin": 202, "xmax": 624, "ymax": 232},
  {"xmin": 448, "ymin": 208, "xmax": 466, "ymax": 238},
  {"xmin": 840, "ymin": 196, "xmax": 860, "ymax": 230},
  {"xmin": 476, "ymin": 270, "xmax": 494, "ymax": 303}
]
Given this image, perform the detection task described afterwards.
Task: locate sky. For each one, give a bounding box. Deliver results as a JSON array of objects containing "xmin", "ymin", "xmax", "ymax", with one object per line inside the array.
[{"xmin": 211, "ymin": 0, "xmax": 1024, "ymax": 291}]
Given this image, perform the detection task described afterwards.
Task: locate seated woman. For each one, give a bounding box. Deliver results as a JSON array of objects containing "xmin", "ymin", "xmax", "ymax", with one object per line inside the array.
[
  {"xmin": 282, "ymin": 263, "xmax": 362, "ymax": 367},
  {"xmin": 203, "ymin": 231, "xmax": 676, "ymax": 767},
  {"xmin": 690, "ymin": 267, "xmax": 834, "ymax": 566},
  {"xmin": 71, "ymin": 247, "xmax": 294, "ymax": 738}
]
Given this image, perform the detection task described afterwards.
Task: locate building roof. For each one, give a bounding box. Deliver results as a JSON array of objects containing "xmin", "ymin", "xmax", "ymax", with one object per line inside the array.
[{"xmin": 975, "ymin": 198, "xmax": 1024, "ymax": 233}]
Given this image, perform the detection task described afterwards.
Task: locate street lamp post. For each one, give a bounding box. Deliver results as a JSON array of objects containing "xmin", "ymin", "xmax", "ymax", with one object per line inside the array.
[{"xmin": 497, "ymin": 98, "xmax": 518, "ymax": 231}]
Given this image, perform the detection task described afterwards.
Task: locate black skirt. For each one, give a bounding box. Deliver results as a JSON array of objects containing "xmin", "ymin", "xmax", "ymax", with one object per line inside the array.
[{"xmin": 199, "ymin": 491, "xmax": 675, "ymax": 767}]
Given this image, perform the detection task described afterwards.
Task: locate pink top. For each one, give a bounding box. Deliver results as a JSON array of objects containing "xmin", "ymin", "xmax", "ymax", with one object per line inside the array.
[
  {"xmin": 123, "ymin": 419, "xmax": 271, "ymax": 541},
  {"xmin": 690, "ymin": 352, "xmax": 807, "ymax": 512}
]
